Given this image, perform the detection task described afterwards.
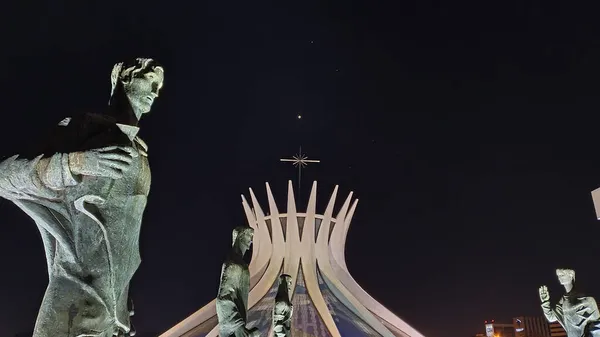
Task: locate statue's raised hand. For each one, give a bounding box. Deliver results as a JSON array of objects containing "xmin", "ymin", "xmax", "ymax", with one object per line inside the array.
[
  {"xmin": 539, "ymin": 285, "xmax": 550, "ymax": 302},
  {"xmin": 69, "ymin": 146, "xmax": 138, "ymax": 179}
]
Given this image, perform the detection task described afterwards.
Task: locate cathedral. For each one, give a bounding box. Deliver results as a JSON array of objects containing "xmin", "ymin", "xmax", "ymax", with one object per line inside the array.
[{"xmin": 161, "ymin": 181, "xmax": 424, "ymax": 337}]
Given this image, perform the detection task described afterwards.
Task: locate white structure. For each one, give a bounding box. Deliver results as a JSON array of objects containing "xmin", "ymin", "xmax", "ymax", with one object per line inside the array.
[
  {"xmin": 161, "ymin": 181, "xmax": 425, "ymax": 337},
  {"xmin": 592, "ymin": 187, "xmax": 600, "ymax": 220}
]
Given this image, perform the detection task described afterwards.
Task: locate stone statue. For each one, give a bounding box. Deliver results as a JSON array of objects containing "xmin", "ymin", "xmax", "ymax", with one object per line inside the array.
[
  {"xmin": 539, "ymin": 269, "xmax": 600, "ymax": 337},
  {"xmin": 272, "ymin": 274, "xmax": 293, "ymax": 337},
  {"xmin": 216, "ymin": 226, "xmax": 260, "ymax": 337},
  {"xmin": 0, "ymin": 58, "xmax": 163, "ymax": 337}
]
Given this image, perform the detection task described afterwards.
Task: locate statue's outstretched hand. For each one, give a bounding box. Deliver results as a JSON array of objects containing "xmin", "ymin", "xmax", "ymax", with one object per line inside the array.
[
  {"xmin": 69, "ymin": 146, "xmax": 138, "ymax": 179},
  {"xmin": 539, "ymin": 285, "xmax": 550, "ymax": 302}
]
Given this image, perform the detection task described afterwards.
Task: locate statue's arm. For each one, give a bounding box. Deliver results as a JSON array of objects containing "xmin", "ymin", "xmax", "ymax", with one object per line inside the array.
[
  {"xmin": 589, "ymin": 298, "xmax": 600, "ymax": 321},
  {"xmin": 286, "ymin": 304, "xmax": 293, "ymax": 324},
  {"xmin": 216, "ymin": 264, "xmax": 247, "ymax": 335},
  {"xmin": 273, "ymin": 302, "xmax": 292, "ymax": 337},
  {"xmin": 0, "ymin": 153, "xmax": 78, "ymax": 201},
  {"xmin": 577, "ymin": 297, "xmax": 600, "ymax": 324},
  {"xmin": 541, "ymin": 298, "xmax": 563, "ymax": 323},
  {"xmin": 216, "ymin": 294, "xmax": 246, "ymax": 336}
]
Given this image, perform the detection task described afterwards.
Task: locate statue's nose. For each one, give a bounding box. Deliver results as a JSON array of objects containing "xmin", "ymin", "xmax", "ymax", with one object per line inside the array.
[{"xmin": 129, "ymin": 298, "xmax": 135, "ymax": 316}]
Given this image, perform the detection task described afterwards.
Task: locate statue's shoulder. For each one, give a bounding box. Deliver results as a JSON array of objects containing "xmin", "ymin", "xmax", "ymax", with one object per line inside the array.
[
  {"xmin": 55, "ymin": 113, "xmax": 115, "ymax": 127},
  {"xmin": 49, "ymin": 113, "xmax": 116, "ymax": 138},
  {"xmin": 577, "ymin": 295, "xmax": 598, "ymax": 304},
  {"xmin": 67, "ymin": 113, "xmax": 118, "ymax": 130},
  {"xmin": 222, "ymin": 260, "xmax": 244, "ymax": 274},
  {"xmin": 46, "ymin": 112, "xmax": 129, "ymax": 154}
]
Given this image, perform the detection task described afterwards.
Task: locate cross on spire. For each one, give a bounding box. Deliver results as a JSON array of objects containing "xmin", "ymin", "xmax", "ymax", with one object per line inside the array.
[{"xmin": 280, "ymin": 146, "xmax": 320, "ymax": 196}]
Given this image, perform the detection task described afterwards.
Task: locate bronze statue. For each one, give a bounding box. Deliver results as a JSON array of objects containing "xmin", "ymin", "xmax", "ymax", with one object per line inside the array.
[
  {"xmin": 272, "ymin": 274, "xmax": 293, "ymax": 337},
  {"xmin": 0, "ymin": 58, "xmax": 163, "ymax": 337},
  {"xmin": 540, "ymin": 269, "xmax": 600, "ymax": 337},
  {"xmin": 216, "ymin": 226, "xmax": 260, "ymax": 337}
]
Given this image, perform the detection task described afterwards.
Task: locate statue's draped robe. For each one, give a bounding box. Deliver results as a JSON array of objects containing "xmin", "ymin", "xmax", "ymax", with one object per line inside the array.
[
  {"xmin": 0, "ymin": 111, "xmax": 150, "ymax": 337},
  {"xmin": 542, "ymin": 290, "xmax": 600, "ymax": 337},
  {"xmin": 216, "ymin": 252, "xmax": 254, "ymax": 337},
  {"xmin": 272, "ymin": 282, "xmax": 292, "ymax": 337}
]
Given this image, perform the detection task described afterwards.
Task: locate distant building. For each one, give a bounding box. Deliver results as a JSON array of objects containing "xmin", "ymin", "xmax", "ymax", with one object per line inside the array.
[
  {"xmin": 549, "ymin": 322, "xmax": 566, "ymax": 337},
  {"xmin": 485, "ymin": 321, "xmax": 516, "ymax": 337},
  {"xmin": 513, "ymin": 316, "xmax": 552, "ymax": 337}
]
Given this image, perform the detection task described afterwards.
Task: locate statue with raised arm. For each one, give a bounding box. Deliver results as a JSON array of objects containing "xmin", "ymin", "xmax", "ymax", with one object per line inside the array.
[
  {"xmin": 539, "ymin": 269, "xmax": 600, "ymax": 337},
  {"xmin": 272, "ymin": 274, "xmax": 293, "ymax": 337},
  {"xmin": 216, "ymin": 226, "xmax": 260, "ymax": 337},
  {"xmin": 0, "ymin": 58, "xmax": 164, "ymax": 337}
]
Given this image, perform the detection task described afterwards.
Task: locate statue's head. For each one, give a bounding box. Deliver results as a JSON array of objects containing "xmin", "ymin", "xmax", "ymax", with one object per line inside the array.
[
  {"xmin": 232, "ymin": 226, "xmax": 254, "ymax": 253},
  {"xmin": 556, "ymin": 268, "xmax": 576, "ymax": 285},
  {"xmin": 279, "ymin": 274, "xmax": 293, "ymax": 293},
  {"xmin": 110, "ymin": 58, "xmax": 164, "ymax": 118}
]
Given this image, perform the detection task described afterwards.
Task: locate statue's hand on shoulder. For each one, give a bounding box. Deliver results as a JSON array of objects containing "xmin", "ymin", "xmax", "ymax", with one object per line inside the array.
[
  {"xmin": 539, "ymin": 285, "xmax": 550, "ymax": 303},
  {"xmin": 68, "ymin": 146, "xmax": 138, "ymax": 179}
]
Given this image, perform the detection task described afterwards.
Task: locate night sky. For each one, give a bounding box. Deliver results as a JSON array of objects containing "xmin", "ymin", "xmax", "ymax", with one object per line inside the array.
[{"xmin": 2, "ymin": 1, "xmax": 600, "ymax": 337}]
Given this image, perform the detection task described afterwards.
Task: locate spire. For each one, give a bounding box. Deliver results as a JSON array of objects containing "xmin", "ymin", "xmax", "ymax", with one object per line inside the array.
[{"xmin": 279, "ymin": 146, "xmax": 320, "ymax": 198}]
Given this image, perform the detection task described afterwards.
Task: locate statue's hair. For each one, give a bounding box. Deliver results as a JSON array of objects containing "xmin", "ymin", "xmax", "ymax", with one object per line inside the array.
[
  {"xmin": 556, "ymin": 268, "xmax": 576, "ymax": 282},
  {"xmin": 276, "ymin": 274, "xmax": 293, "ymax": 302},
  {"xmin": 110, "ymin": 58, "xmax": 164, "ymax": 99},
  {"xmin": 232, "ymin": 226, "xmax": 254, "ymax": 246},
  {"xmin": 279, "ymin": 274, "xmax": 292, "ymax": 288}
]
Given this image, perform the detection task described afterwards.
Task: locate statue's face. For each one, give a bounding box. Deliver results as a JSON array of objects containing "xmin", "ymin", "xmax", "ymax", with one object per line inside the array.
[
  {"xmin": 280, "ymin": 275, "xmax": 293, "ymax": 293},
  {"xmin": 556, "ymin": 269, "xmax": 574, "ymax": 285},
  {"xmin": 239, "ymin": 231, "xmax": 253, "ymax": 251},
  {"xmin": 124, "ymin": 67, "xmax": 164, "ymax": 115}
]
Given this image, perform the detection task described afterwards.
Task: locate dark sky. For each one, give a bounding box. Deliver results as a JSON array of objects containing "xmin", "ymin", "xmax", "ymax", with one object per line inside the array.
[{"xmin": 2, "ymin": 1, "xmax": 600, "ymax": 337}]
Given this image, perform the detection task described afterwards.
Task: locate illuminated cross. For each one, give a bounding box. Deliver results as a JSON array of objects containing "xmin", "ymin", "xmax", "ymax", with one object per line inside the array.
[{"xmin": 280, "ymin": 146, "xmax": 320, "ymax": 196}]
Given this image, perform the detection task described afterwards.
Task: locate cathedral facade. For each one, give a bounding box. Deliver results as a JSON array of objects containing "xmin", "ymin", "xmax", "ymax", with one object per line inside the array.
[{"xmin": 161, "ymin": 182, "xmax": 424, "ymax": 337}]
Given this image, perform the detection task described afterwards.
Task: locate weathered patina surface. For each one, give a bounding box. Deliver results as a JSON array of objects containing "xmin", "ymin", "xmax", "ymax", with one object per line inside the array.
[
  {"xmin": 540, "ymin": 269, "xmax": 600, "ymax": 337},
  {"xmin": 272, "ymin": 274, "xmax": 293, "ymax": 337},
  {"xmin": 0, "ymin": 58, "xmax": 163, "ymax": 337},
  {"xmin": 216, "ymin": 226, "xmax": 260, "ymax": 337}
]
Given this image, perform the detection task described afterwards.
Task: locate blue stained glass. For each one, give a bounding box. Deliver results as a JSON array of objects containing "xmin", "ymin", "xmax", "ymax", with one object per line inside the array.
[
  {"xmin": 291, "ymin": 267, "xmax": 333, "ymax": 337},
  {"xmin": 186, "ymin": 266, "xmax": 388, "ymax": 337},
  {"xmin": 317, "ymin": 271, "xmax": 383, "ymax": 337},
  {"xmin": 246, "ymin": 272, "xmax": 280, "ymax": 335}
]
